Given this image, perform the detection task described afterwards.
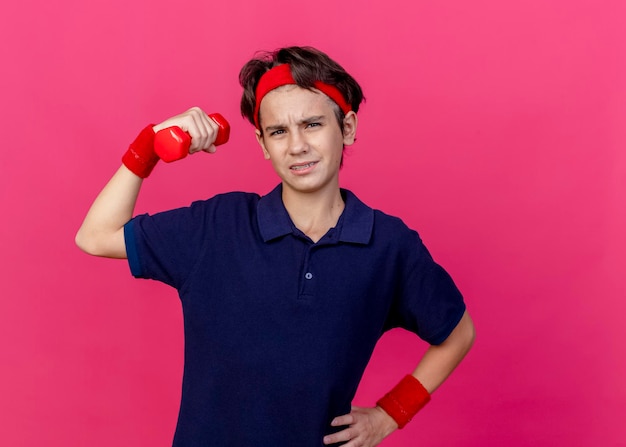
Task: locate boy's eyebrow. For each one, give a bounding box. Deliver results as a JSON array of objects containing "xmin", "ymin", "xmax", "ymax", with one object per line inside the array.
[
  {"xmin": 264, "ymin": 123, "xmax": 285, "ymax": 133},
  {"xmin": 301, "ymin": 115, "xmax": 325, "ymax": 124},
  {"xmin": 264, "ymin": 115, "xmax": 327, "ymax": 133}
]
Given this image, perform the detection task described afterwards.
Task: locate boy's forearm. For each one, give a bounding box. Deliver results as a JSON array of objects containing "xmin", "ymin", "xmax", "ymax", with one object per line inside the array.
[
  {"xmin": 75, "ymin": 165, "xmax": 143, "ymax": 258},
  {"xmin": 413, "ymin": 310, "xmax": 475, "ymax": 393}
]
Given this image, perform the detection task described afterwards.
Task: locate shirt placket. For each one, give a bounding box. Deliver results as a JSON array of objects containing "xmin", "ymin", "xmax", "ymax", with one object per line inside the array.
[
  {"xmin": 299, "ymin": 244, "xmax": 316, "ymax": 300},
  {"xmin": 297, "ymin": 229, "xmax": 339, "ymax": 301}
]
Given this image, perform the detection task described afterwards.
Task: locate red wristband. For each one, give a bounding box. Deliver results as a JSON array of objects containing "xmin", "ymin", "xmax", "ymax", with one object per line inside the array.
[
  {"xmin": 376, "ymin": 375, "xmax": 431, "ymax": 429},
  {"xmin": 122, "ymin": 124, "xmax": 158, "ymax": 178}
]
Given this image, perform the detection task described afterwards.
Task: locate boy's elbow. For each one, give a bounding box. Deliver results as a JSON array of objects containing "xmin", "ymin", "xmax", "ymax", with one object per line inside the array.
[
  {"xmin": 451, "ymin": 310, "xmax": 476, "ymax": 355},
  {"xmin": 466, "ymin": 324, "xmax": 476, "ymax": 352},
  {"xmin": 462, "ymin": 311, "xmax": 476, "ymax": 352},
  {"xmin": 75, "ymin": 229, "xmax": 98, "ymax": 255},
  {"xmin": 75, "ymin": 228, "xmax": 125, "ymax": 258}
]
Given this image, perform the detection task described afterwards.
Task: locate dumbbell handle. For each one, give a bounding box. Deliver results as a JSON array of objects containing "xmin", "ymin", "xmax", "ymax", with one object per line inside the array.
[{"xmin": 154, "ymin": 113, "xmax": 230, "ymax": 163}]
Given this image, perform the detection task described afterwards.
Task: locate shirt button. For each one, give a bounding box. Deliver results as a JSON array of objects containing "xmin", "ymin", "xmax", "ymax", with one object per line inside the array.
[{"xmin": 305, "ymin": 272, "xmax": 313, "ymax": 280}]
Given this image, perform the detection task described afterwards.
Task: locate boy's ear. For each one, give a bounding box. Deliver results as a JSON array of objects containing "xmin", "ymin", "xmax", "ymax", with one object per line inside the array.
[
  {"xmin": 342, "ymin": 111, "xmax": 358, "ymax": 146},
  {"xmin": 256, "ymin": 129, "xmax": 271, "ymax": 160}
]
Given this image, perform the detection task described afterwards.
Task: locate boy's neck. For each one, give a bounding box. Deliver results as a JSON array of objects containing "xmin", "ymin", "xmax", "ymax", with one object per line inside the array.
[{"xmin": 281, "ymin": 184, "xmax": 345, "ymax": 243}]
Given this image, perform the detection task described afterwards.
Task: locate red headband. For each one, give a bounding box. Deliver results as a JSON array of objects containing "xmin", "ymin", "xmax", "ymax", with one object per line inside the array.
[{"xmin": 253, "ymin": 64, "xmax": 352, "ymax": 129}]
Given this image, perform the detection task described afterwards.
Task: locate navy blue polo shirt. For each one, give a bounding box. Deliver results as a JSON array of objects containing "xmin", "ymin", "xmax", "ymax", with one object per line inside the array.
[{"xmin": 124, "ymin": 184, "xmax": 465, "ymax": 446}]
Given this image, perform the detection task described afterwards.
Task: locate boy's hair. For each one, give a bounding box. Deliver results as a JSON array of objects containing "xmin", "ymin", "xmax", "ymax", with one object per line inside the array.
[{"xmin": 239, "ymin": 46, "xmax": 364, "ymax": 131}]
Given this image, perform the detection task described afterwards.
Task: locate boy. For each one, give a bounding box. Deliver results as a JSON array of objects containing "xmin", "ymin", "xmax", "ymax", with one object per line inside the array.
[{"xmin": 76, "ymin": 46, "xmax": 475, "ymax": 446}]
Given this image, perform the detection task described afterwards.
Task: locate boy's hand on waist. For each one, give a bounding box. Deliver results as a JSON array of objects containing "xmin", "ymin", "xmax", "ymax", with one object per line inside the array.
[{"xmin": 323, "ymin": 406, "xmax": 398, "ymax": 446}]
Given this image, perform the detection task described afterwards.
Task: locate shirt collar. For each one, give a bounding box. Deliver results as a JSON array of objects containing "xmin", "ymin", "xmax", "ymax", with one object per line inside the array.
[{"xmin": 257, "ymin": 184, "xmax": 374, "ymax": 244}]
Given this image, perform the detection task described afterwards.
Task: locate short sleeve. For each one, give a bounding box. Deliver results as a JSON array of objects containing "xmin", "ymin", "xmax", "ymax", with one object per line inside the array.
[
  {"xmin": 124, "ymin": 200, "xmax": 211, "ymax": 289},
  {"xmin": 390, "ymin": 231, "xmax": 466, "ymax": 345}
]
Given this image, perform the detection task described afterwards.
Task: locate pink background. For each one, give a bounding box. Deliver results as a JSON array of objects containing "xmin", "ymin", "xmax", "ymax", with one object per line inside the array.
[{"xmin": 1, "ymin": 0, "xmax": 624, "ymax": 445}]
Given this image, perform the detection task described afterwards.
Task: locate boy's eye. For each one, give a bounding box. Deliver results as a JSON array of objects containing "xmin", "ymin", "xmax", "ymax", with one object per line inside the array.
[
  {"xmin": 270, "ymin": 129, "xmax": 285, "ymax": 136},
  {"xmin": 306, "ymin": 122, "xmax": 321, "ymax": 128}
]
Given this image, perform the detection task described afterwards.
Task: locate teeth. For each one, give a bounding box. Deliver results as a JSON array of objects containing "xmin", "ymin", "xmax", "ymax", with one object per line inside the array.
[{"xmin": 291, "ymin": 162, "xmax": 315, "ymax": 171}]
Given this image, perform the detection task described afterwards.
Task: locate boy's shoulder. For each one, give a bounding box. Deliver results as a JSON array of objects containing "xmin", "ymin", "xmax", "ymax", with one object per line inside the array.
[{"xmin": 343, "ymin": 188, "xmax": 421, "ymax": 244}]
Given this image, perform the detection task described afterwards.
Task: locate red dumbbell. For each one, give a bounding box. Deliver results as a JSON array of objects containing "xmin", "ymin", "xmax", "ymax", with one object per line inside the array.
[{"xmin": 154, "ymin": 113, "xmax": 230, "ymax": 163}]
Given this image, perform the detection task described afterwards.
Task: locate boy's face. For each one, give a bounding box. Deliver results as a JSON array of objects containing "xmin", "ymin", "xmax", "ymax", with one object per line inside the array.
[{"xmin": 256, "ymin": 85, "xmax": 357, "ymax": 197}]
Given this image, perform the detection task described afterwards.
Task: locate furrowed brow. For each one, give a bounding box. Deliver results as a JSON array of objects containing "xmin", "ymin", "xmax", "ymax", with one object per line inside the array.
[
  {"xmin": 300, "ymin": 115, "xmax": 325, "ymax": 125},
  {"xmin": 264, "ymin": 115, "xmax": 326, "ymax": 133}
]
